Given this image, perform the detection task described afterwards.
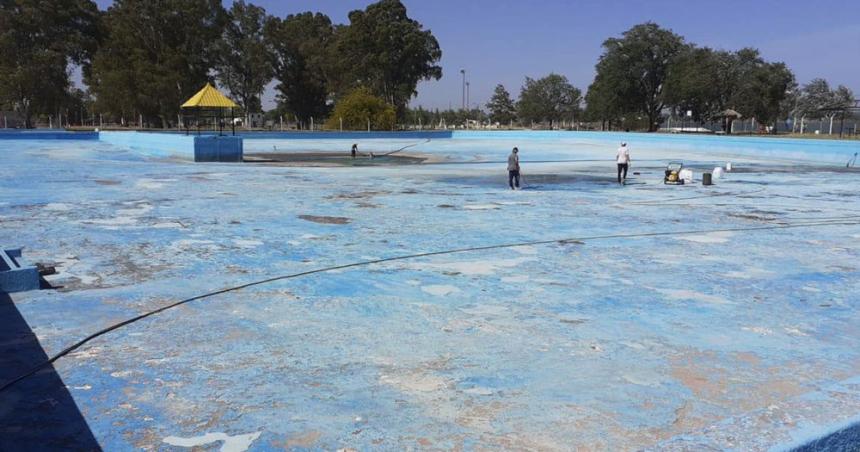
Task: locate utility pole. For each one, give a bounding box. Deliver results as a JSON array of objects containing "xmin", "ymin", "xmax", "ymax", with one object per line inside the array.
[
  {"xmin": 460, "ymin": 69, "xmax": 466, "ymax": 110},
  {"xmin": 466, "ymin": 82, "xmax": 470, "ymax": 112}
]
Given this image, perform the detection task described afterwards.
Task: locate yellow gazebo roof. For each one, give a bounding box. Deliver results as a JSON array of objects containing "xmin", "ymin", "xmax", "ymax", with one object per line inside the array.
[{"xmin": 181, "ymin": 83, "xmax": 238, "ymax": 109}]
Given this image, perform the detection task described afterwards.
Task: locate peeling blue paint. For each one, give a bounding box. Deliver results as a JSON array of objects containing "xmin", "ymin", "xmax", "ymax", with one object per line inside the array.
[{"xmin": 0, "ymin": 132, "xmax": 858, "ymax": 450}]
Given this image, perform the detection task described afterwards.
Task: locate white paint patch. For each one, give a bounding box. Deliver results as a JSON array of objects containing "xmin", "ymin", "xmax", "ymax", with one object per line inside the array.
[
  {"xmin": 801, "ymin": 286, "xmax": 821, "ymax": 293},
  {"xmin": 169, "ymin": 239, "xmax": 221, "ymax": 252},
  {"xmin": 406, "ymin": 256, "xmax": 534, "ymax": 276},
  {"xmin": 513, "ymin": 245, "xmax": 538, "ymax": 255},
  {"xmin": 85, "ymin": 216, "xmax": 138, "ymax": 227},
  {"xmin": 135, "ymin": 178, "xmax": 175, "ymax": 190},
  {"xmin": 657, "ymin": 288, "xmax": 732, "ymax": 305},
  {"xmin": 152, "ymin": 222, "xmax": 184, "ymax": 229},
  {"xmin": 722, "ymin": 268, "xmax": 776, "ymax": 279},
  {"xmin": 117, "ymin": 203, "xmax": 153, "ymax": 216},
  {"xmin": 405, "ymin": 279, "xmax": 421, "ymax": 286},
  {"xmin": 784, "ymin": 326, "xmax": 810, "ymax": 336},
  {"xmin": 462, "ymin": 204, "xmax": 500, "ymax": 210},
  {"xmin": 494, "ymin": 201, "xmax": 532, "ymax": 206},
  {"xmin": 421, "ymin": 285, "xmax": 460, "ymax": 296},
  {"xmin": 742, "ymin": 326, "xmax": 774, "ymax": 335},
  {"xmin": 163, "ymin": 431, "xmax": 262, "ymax": 452},
  {"xmin": 43, "ymin": 203, "xmax": 73, "ymax": 211},
  {"xmin": 677, "ymin": 231, "xmax": 735, "ymax": 244},
  {"xmin": 233, "ymin": 239, "xmax": 263, "ymax": 248}
]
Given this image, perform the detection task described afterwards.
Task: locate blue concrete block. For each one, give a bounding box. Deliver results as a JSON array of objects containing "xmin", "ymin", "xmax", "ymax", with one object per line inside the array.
[
  {"xmin": 194, "ymin": 136, "xmax": 243, "ymax": 162},
  {"xmin": 0, "ymin": 248, "xmax": 39, "ymax": 293}
]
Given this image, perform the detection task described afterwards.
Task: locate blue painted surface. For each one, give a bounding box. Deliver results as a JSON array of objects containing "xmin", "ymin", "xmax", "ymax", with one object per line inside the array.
[
  {"xmin": 194, "ymin": 136, "xmax": 243, "ymax": 162},
  {"xmin": 239, "ymin": 130, "xmax": 452, "ymax": 140},
  {"xmin": 99, "ymin": 131, "xmax": 195, "ymax": 159},
  {"xmin": 0, "ymin": 134, "xmax": 858, "ymax": 450},
  {"xmin": 0, "ymin": 248, "xmax": 39, "ymax": 293},
  {"xmin": 0, "ymin": 130, "xmax": 98, "ymax": 140}
]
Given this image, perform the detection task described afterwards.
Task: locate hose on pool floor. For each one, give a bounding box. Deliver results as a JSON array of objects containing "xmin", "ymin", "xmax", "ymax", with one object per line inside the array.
[{"xmin": 1, "ymin": 217, "xmax": 859, "ymax": 394}]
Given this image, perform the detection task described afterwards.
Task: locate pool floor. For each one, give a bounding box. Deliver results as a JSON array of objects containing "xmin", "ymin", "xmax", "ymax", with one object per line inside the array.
[{"xmin": 0, "ymin": 135, "xmax": 859, "ymax": 451}]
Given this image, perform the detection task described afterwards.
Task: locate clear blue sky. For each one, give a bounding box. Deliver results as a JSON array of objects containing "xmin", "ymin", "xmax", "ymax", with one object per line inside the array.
[{"xmin": 93, "ymin": 0, "xmax": 860, "ymax": 111}]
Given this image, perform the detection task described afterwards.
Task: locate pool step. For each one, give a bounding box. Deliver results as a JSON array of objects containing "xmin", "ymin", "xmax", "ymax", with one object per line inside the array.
[{"xmin": 0, "ymin": 248, "xmax": 40, "ymax": 293}]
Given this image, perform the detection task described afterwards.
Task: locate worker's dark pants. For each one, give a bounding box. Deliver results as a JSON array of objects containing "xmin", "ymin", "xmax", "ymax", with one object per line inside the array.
[
  {"xmin": 508, "ymin": 170, "xmax": 520, "ymax": 189},
  {"xmin": 617, "ymin": 163, "xmax": 628, "ymax": 183}
]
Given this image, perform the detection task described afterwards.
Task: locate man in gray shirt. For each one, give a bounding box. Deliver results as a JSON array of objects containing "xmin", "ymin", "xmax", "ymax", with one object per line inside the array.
[{"xmin": 507, "ymin": 147, "xmax": 520, "ymax": 189}]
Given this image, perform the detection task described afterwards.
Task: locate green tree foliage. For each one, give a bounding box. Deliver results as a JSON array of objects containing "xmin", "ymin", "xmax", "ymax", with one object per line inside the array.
[
  {"xmin": 796, "ymin": 78, "xmax": 854, "ymax": 134},
  {"xmin": 0, "ymin": 0, "xmax": 100, "ymax": 127},
  {"xmin": 214, "ymin": 0, "xmax": 273, "ymax": 115},
  {"xmin": 584, "ymin": 72, "xmax": 625, "ymax": 128},
  {"xmin": 87, "ymin": 0, "xmax": 226, "ymax": 127},
  {"xmin": 664, "ymin": 47, "xmax": 737, "ymax": 123},
  {"xmin": 517, "ymin": 74, "xmax": 581, "ymax": 126},
  {"xmin": 325, "ymin": 87, "xmax": 395, "ymax": 130},
  {"xmin": 590, "ymin": 23, "xmax": 685, "ymax": 131},
  {"xmin": 728, "ymin": 48, "xmax": 795, "ymax": 133},
  {"xmin": 486, "ymin": 84, "xmax": 517, "ymax": 125},
  {"xmin": 333, "ymin": 0, "xmax": 442, "ymax": 117},
  {"xmin": 265, "ymin": 12, "xmax": 335, "ymax": 126}
]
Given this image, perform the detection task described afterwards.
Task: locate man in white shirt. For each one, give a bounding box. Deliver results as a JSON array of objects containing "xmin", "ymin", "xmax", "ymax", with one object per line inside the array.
[
  {"xmin": 507, "ymin": 147, "xmax": 520, "ymax": 189},
  {"xmin": 616, "ymin": 142, "xmax": 631, "ymax": 184}
]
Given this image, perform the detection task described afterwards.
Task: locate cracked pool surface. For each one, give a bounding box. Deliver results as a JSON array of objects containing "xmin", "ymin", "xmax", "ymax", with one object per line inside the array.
[{"xmin": 1, "ymin": 132, "xmax": 859, "ymax": 451}]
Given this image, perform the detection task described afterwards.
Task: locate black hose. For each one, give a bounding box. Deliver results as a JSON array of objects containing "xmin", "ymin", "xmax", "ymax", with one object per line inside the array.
[
  {"xmin": 381, "ymin": 138, "xmax": 431, "ymax": 156},
  {"xmin": 1, "ymin": 218, "xmax": 858, "ymax": 393}
]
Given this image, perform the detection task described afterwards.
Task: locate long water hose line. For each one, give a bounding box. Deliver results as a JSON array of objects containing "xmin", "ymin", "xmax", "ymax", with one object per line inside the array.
[{"xmin": 1, "ymin": 217, "xmax": 859, "ymax": 394}]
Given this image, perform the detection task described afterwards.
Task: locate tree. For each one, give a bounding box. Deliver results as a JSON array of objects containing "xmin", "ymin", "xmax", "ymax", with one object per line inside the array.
[
  {"xmin": 584, "ymin": 73, "xmax": 625, "ymax": 130},
  {"xmin": 0, "ymin": 0, "xmax": 101, "ymax": 127},
  {"xmin": 325, "ymin": 87, "xmax": 395, "ymax": 131},
  {"xmin": 517, "ymin": 74, "xmax": 581, "ymax": 127},
  {"xmin": 797, "ymin": 79, "xmax": 855, "ymax": 134},
  {"xmin": 333, "ymin": 0, "xmax": 442, "ymax": 117},
  {"xmin": 265, "ymin": 12, "xmax": 335, "ymax": 127},
  {"xmin": 664, "ymin": 47, "xmax": 736, "ymax": 123},
  {"xmin": 729, "ymin": 49, "xmax": 795, "ymax": 133},
  {"xmin": 486, "ymin": 84, "xmax": 517, "ymax": 125},
  {"xmin": 215, "ymin": 0, "xmax": 274, "ymax": 119},
  {"xmin": 87, "ymin": 0, "xmax": 226, "ymax": 128},
  {"xmin": 591, "ymin": 23, "xmax": 685, "ymax": 131}
]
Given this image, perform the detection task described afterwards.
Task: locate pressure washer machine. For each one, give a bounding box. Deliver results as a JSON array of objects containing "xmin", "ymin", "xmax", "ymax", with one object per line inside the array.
[{"xmin": 664, "ymin": 162, "xmax": 685, "ymax": 185}]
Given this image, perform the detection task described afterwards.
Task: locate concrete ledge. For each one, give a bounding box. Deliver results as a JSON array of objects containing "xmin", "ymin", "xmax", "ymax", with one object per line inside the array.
[
  {"xmin": 0, "ymin": 249, "xmax": 39, "ymax": 293},
  {"xmin": 239, "ymin": 131, "xmax": 452, "ymax": 140},
  {"xmin": 0, "ymin": 130, "xmax": 98, "ymax": 140},
  {"xmin": 194, "ymin": 136, "xmax": 243, "ymax": 162}
]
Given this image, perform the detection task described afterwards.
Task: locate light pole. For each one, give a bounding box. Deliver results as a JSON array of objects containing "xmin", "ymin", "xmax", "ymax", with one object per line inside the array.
[
  {"xmin": 460, "ymin": 69, "xmax": 466, "ymax": 110},
  {"xmin": 466, "ymin": 82, "xmax": 470, "ymax": 112}
]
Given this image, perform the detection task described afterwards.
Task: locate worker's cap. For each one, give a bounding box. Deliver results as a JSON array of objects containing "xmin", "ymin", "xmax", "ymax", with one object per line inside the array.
[{"xmin": 621, "ymin": 142, "xmax": 627, "ymax": 146}]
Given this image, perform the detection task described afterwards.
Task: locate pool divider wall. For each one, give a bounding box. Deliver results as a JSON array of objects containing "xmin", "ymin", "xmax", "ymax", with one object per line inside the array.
[
  {"xmin": 193, "ymin": 135, "xmax": 243, "ymax": 162},
  {"xmin": 0, "ymin": 130, "xmax": 98, "ymax": 140}
]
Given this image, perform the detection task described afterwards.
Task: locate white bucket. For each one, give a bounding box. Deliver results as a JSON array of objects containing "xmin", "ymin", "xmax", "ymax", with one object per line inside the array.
[
  {"xmin": 726, "ymin": 162, "xmax": 732, "ymax": 171},
  {"xmin": 679, "ymin": 168, "xmax": 694, "ymax": 183},
  {"xmin": 713, "ymin": 167, "xmax": 724, "ymax": 179}
]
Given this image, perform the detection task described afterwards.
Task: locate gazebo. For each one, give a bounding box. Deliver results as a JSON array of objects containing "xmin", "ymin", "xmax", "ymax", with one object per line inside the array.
[
  {"xmin": 181, "ymin": 83, "xmax": 239, "ymax": 136},
  {"xmin": 714, "ymin": 109, "xmax": 742, "ymax": 134}
]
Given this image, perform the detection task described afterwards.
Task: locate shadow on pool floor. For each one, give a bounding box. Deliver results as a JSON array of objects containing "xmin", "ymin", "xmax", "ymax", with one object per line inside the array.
[{"xmin": 0, "ymin": 292, "xmax": 100, "ymax": 450}]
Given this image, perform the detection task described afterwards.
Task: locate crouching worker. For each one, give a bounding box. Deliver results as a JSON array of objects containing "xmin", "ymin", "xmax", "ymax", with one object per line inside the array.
[{"xmin": 508, "ymin": 147, "xmax": 520, "ymax": 189}]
